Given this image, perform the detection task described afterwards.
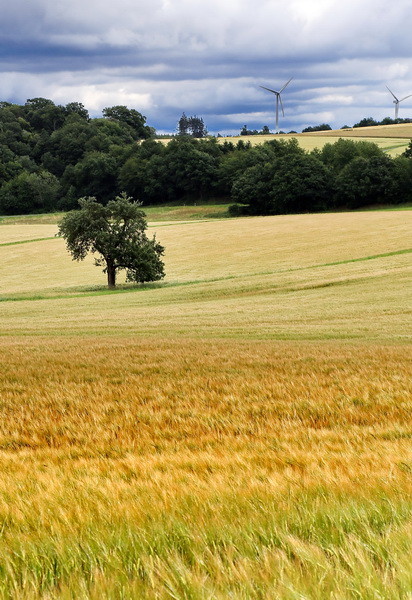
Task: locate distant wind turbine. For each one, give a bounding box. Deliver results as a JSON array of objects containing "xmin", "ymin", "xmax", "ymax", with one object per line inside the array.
[
  {"xmin": 260, "ymin": 78, "xmax": 293, "ymax": 131},
  {"xmin": 386, "ymin": 86, "xmax": 412, "ymax": 119}
]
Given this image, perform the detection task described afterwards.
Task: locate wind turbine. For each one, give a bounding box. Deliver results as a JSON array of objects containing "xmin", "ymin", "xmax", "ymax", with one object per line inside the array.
[
  {"xmin": 386, "ymin": 86, "xmax": 412, "ymax": 119},
  {"xmin": 260, "ymin": 78, "xmax": 293, "ymax": 131}
]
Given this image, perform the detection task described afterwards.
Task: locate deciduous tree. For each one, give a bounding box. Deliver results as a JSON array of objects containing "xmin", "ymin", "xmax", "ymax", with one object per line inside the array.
[
  {"xmin": 58, "ymin": 193, "xmax": 165, "ymax": 288},
  {"xmin": 102, "ymin": 106, "xmax": 152, "ymax": 140}
]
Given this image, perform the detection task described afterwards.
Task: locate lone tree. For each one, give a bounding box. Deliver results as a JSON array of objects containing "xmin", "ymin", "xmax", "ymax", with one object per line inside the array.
[{"xmin": 58, "ymin": 193, "xmax": 165, "ymax": 288}]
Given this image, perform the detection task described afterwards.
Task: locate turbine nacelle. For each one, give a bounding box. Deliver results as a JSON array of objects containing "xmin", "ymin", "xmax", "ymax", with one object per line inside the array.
[{"xmin": 386, "ymin": 86, "xmax": 412, "ymax": 119}]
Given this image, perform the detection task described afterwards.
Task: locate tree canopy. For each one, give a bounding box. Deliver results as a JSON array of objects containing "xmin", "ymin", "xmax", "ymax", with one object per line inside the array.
[
  {"xmin": 58, "ymin": 193, "xmax": 165, "ymax": 288},
  {"xmin": 177, "ymin": 113, "xmax": 208, "ymax": 137},
  {"xmin": 102, "ymin": 105, "xmax": 152, "ymax": 140},
  {"xmin": 0, "ymin": 99, "xmax": 154, "ymax": 214},
  {"xmin": 1, "ymin": 97, "xmax": 412, "ymax": 216}
]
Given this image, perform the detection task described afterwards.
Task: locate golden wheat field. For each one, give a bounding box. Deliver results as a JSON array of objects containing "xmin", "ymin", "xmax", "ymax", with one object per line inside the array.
[
  {"xmin": 217, "ymin": 134, "xmax": 409, "ymax": 157},
  {"xmin": 303, "ymin": 123, "xmax": 412, "ymax": 139},
  {"xmin": 212, "ymin": 123, "xmax": 412, "ymax": 156},
  {"xmin": 0, "ymin": 210, "xmax": 411, "ymax": 598}
]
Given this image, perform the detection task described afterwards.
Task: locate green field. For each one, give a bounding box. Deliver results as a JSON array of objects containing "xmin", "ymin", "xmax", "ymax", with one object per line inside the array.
[{"xmin": 0, "ymin": 209, "xmax": 411, "ymax": 598}]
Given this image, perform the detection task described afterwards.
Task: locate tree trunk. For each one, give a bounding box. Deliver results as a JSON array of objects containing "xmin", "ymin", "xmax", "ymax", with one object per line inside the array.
[{"xmin": 107, "ymin": 265, "xmax": 116, "ymax": 289}]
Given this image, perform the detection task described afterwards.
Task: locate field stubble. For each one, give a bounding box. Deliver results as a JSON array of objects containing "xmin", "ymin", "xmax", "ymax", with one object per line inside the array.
[{"xmin": 0, "ymin": 210, "xmax": 411, "ymax": 597}]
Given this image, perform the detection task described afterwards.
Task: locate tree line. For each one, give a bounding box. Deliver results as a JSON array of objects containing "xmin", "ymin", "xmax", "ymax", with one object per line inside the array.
[
  {"xmin": 1, "ymin": 98, "xmax": 412, "ymax": 216},
  {"xmin": 229, "ymin": 137, "xmax": 412, "ymax": 215}
]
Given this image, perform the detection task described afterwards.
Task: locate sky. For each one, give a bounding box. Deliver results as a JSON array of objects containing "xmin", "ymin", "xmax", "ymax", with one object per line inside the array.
[{"xmin": 1, "ymin": 0, "xmax": 412, "ymax": 135}]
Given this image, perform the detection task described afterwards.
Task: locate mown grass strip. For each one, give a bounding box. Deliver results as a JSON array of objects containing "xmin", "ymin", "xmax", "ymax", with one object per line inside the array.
[
  {"xmin": 0, "ymin": 237, "xmax": 56, "ymax": 247},
  {"xmin": 383, "ymin": 143, "xmax": 410, "ymax": 152},
  {"xmin": 308, "ymin": 247, "xmax": 412, "ymax": 269}
]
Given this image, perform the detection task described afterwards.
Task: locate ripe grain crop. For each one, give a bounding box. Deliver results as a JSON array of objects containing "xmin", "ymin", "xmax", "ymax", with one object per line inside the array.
[
  {"xmin": 216, "ymin": 122, "xmax": 412, "ymax": 155},
  {"xmin": 0, "ymin": 224, "xmax": 57, "ymax": 245},
  {"xmin": 302, "ymin": 122, "xmax": 412, "ymax": 139},
  {"xmin": 0, "ymin": 338, "xmax": 411, "ymax": 598},
  {"xmin": 0, "ymin": 211, "xmax": 410, "ymax": 342},
  {"xmin": 217, "ymin": 134, "xmax": 410, "ymax": 156},
  {"xmin": 0, "ymin": 210, "xmax": 411, "ymax": 597}
]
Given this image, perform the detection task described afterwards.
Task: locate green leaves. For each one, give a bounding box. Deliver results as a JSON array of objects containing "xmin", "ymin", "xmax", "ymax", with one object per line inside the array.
[{"xmin": 58, "ymin": 193, "xmax": 165, "ymax": 288}]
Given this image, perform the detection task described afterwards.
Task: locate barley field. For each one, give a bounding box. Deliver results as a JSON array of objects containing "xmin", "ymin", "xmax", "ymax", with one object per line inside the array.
[{"xmin": 0, "ymin": 210, "xmax": 411, "ymax": 598}]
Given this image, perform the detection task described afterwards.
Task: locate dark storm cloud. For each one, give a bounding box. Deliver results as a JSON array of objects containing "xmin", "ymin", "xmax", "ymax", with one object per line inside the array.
[{"xmin": 1, "ymin": 0, "xmax": 412, "ymax": 133}]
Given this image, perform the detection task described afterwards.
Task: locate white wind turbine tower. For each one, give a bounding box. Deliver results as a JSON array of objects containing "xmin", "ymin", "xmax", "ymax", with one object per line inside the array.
[
  {"xmin": 260, "ymin": 78, "xmax": 293, "ymax": 131},
  {"xmin": 386, "ymin": 86, "xmax": 412, "ymax": 119}
]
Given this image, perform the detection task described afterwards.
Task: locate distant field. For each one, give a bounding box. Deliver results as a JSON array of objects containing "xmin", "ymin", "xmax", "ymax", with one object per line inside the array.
[
  {"xmin": 157, "ymin": 122, "xmax": 412, "ymax": 156},
  {"xmin": 0, "ymin": 203, "xmax": 231, "ymax": 226},
  {"xmin": 303, "ymin": 122, "xmax": 412, "ymax": 138},
  {"xmin": 0, "ymin": 210, "xmax": 411, "ymax": 597},
  {"xmin": 217, "ymin": 124, "xmax": 412, "ymax": 156},
  {"xmin": 1, "ymin": 212, "xmax": 411, "ymax": 332}
]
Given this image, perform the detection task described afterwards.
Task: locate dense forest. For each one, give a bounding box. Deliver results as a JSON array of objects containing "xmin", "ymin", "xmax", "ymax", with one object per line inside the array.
[{"xmin": 1, "ymin": 98, "xmax": 412, "ymax": 216}]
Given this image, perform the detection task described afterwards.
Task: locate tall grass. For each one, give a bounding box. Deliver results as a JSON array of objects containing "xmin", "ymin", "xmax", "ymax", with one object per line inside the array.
[
  {"xmin": 0, "ymin": 210, "xmax": 411, "ymax": 597},
  {"xmin": 0, "ymin": 339, "xmax": 411, "ymax": 597}
]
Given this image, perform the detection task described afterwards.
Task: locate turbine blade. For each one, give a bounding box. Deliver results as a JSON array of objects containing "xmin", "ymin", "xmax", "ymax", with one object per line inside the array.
[
  {"xmin": 386, "ymin": 86, "xmax": 399, "ymax": 102},
  {"xmin": 279, "ymin": 77, "xmax": 293, "ymax": 93},
  {"xmin": 399, "ymin": 94, "xmax": 412, "ymax": 103},
  {"xmin": 279, "ymin": 94, "xmax": 285, "ymax": 117},
  {"xmin": 260, "ymin": 85, "xmax": 279, "ymax": 95}
]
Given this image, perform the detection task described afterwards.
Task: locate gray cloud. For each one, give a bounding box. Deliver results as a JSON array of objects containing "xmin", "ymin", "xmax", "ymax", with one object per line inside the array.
[{"xmin": 1, "ymin": 0, "xmax": 412, "ymax": 133}]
